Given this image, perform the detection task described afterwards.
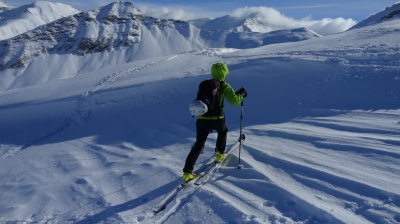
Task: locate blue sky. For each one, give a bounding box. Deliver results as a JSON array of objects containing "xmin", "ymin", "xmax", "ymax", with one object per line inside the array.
[{"xmin": 5, "ymin": 0, "xmax": 400, "ymax": 22}]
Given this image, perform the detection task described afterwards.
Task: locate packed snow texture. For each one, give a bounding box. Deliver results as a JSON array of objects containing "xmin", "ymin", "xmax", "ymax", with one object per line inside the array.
[{"xmin": 0, "ymin": 2, "xmax": 400, "ymax": 224}]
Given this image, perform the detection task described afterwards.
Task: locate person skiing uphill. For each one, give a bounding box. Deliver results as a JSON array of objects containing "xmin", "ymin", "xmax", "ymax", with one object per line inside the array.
[{"xmin": 183, "ymin": 62, "xmax": 247, "ymax": 182}]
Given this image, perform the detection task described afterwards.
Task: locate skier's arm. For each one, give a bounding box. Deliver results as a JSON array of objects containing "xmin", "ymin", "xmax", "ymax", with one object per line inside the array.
[{"xmin": 223, "ymin": 82, "xmax": 243, "ymax": 106}]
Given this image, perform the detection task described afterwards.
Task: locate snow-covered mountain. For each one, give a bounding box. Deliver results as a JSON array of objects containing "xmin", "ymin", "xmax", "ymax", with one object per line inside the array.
[
  {"xmin": 0, "ymin": 1, "xmax": 80, "ymax": 41},
  {"xmin": 0, "ymin": 1, "xmax": 326, "ymax": 92},
  {"xmin": 192, "ymin": 13, "xmax": 284, "ymax": 34},
  {"xmin": 0, "ymin": 1, "xmax": 399, "ymax": 224},
  {"xmin": 0, "ymin": 1, "xmax": 204, "ymax": 91},
  {"xmin": 192, "ymin": 13, "xmax": 314, "ymax": 47},
  {"xmin": 225, "ymin": 27, "xmax": 321, "ymax": 49},
  {"xmin": 351, "ymin": 2, "xmax": 400, "ymax": 29}
]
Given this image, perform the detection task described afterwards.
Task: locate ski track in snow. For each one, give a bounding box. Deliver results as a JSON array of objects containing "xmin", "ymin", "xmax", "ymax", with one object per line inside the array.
[
  {"xmin": 0, "ymin": 47, "xmax": 233, "ymax": 162},
  {"xmin": 0, "ymin": 49, "xmax": 226, "ymax": 222},
  {"xmin": 0, "ymin": 52, "xmax": 198, "ymax": 161}
]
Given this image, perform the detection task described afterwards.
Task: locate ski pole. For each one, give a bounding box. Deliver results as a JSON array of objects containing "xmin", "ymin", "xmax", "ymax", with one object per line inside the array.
[{"xmin": 238, "ymin": 99, "xmax": 244, "ymax": 169}]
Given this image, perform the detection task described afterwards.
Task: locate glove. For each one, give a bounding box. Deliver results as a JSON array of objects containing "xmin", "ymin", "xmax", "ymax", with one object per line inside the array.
[{"xmin": 235, "ymin": 87, "xmax": 247, "ymax": 97}]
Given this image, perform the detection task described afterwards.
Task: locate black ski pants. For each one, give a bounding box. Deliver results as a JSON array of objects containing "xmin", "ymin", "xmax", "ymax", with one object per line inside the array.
[{"xmin": 183, "ymin": 119, "xmax": 228, "ymax": 173}]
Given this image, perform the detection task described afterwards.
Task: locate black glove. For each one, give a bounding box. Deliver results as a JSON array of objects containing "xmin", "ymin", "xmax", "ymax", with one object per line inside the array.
[{"xmin": 235, "ymin": 87, "xmax": 247, "ymax": 97}]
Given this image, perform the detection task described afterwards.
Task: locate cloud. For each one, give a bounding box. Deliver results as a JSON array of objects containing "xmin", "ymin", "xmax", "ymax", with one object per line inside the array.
[
  {"xmin": 231, "ymin": 7, "xmax": 357, "ymax": 35},
  {"xmin": 135, "ymin": 4, "xmax": 217, "ymax": 21},
  {"xmin": 305, "ymin": 17, "xmax": 357, "ymax": 35}
]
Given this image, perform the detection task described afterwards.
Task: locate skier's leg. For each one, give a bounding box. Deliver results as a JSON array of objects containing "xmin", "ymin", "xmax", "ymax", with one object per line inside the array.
[
  {"xmin": 183, "ymin": 120, "xmax": 210, "ymax": 173},
  {"xmin": 215, "ymin": 119, "xmax": 228, "ymax": 154}
]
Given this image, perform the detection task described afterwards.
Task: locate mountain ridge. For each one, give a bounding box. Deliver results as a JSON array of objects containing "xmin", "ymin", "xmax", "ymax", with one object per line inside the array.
[
  {"xmin": 0, "ymin": 1, "xmax": 205, "ymax": 90},
  {"xmin": 351, "ymin": 2, "xmax": 400, "ymax": 29},
  {"xmin": 0, "ymin": 1, "xmax": 80, "ymax": 40},
  {"xmin": 0, "ymin": 2, "xmax": 203, "ymax": 69}
]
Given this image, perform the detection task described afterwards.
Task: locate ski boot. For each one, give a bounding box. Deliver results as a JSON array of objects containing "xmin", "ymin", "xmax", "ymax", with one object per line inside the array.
[
  {"xmin": 183, "ymin": 172, "xmax": 197, "ymax": 182},
  {"xmin": 215, "ymin": 151, "xmax": 227, "ymax": 163}
]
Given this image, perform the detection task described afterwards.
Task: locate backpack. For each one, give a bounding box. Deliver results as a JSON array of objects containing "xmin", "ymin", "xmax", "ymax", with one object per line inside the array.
[{"xmin": 196, "ymin": 79, "xmax": 224, "ymax": 117}]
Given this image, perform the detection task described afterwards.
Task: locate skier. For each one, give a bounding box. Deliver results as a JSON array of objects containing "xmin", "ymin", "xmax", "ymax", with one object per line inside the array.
[{"xmin": 183, "ymin": 62, "xmax": 247, "ymax": 182}]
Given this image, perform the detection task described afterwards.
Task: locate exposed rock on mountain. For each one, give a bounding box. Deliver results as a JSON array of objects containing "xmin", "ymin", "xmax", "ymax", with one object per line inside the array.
[{"xmin": 0, "ymin": 1, "xmax": 203, "ymax": 71}]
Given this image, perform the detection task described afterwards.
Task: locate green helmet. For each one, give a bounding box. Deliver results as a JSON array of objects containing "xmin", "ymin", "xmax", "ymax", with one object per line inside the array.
[{"xmin": 211, "ymin": 63, "xmax": 229, "ymax": 81}]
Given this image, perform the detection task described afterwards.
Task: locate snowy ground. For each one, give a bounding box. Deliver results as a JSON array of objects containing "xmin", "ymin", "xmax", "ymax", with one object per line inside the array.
[{"xmin": 0, "ymin": 20, "xmax": 399, "ymax": 223}]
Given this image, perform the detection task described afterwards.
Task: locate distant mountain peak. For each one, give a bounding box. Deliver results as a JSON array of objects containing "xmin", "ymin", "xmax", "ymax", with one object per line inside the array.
[
  {"xmin": 0, "ymin": 1, "xmax": 80, "ymax": 40},
  {"xmin": 195, "ymin": 12, "xmax": 286, "ymax": 33},
  {"xmin": 95, "ymin": 1, "xmax": 142, "ymax": 17},
  {"xmin": 240, "ymin": 14, "xmax": 277, "ymax": 32}
]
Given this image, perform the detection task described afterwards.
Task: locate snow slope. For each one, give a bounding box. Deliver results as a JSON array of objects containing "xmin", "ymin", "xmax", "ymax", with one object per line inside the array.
[
  {"xmin": 351, "ymin": 3, "xmax": 400, "ymax": 29},
  {"xmin": 0, "ymin": 9, "xmax": 399, "ymax": 224},
  {"xmin": 0, "ymin": 1, "xmax": 80, "ymax": 41}
]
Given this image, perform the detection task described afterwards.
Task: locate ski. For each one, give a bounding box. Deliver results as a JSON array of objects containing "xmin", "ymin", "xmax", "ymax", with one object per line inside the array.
[
  {"xmin": 152, "ymin": 181, "xmax": 187, "ymax": 213},
  {"xmin": 194, "ymin": 134, "xmax": 245, "ymax": 185},
  {"xmin": 152, "ymin": 134, "xmax": 245, "ymax": 213},
  {"xmin": 152, "ymin": 150, "xmax": 218, "ymax": 213}
]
